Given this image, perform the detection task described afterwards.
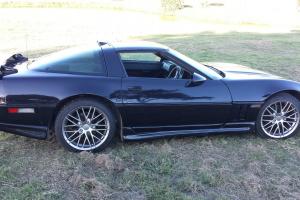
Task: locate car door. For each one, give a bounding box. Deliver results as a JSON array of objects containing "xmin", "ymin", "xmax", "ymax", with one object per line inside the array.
[
  {"xmin": 121, "ymin": 77, "xmax": 232, "ymax": 129},
  {"xmin": 118, "ymin": 51, "xmax": 232, "ymax": 131}
]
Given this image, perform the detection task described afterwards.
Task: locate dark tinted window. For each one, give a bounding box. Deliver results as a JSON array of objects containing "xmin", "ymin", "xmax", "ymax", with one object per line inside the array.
[{"xmin": 30, "ymin": 47, "xmax": 106, "ymax": 75}]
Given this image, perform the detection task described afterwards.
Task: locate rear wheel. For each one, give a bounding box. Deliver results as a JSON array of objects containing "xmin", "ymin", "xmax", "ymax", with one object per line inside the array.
[
  {"xmin": 256, "ymin": 93, "xmax": 300, "ymax": 139},
  {"xmin": 54, "ymin": 99, "xmax": 116, "ymax": 152}
]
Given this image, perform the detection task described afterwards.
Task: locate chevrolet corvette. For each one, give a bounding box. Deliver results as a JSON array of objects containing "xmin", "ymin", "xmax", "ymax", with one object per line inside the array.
[{"xmin": 0, "ymin": 41, "xmax": 299, "ymax": 152}]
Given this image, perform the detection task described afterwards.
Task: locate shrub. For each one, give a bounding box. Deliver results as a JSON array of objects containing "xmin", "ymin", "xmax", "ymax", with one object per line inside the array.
[{"xmin": 161, "ymin": 0, "xmax": 183, "ymax": 12}]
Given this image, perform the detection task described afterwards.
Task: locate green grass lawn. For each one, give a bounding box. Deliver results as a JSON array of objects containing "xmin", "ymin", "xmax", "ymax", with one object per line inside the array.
[
  {"xmin": 1, "ymin": 7, "xmax": 300, "ymax": 199},
  {"xmin": 1, "ymin": 32, "xmax": 300, "ymax": 200}
]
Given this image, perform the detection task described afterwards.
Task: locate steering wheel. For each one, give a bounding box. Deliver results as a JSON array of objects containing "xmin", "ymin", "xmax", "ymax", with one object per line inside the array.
[{"xmin": 167, "ymin": 66, "xmax": 184, "ymax": 79}]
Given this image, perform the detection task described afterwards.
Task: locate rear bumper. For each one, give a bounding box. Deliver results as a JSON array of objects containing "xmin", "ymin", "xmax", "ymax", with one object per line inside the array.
[{"xmin": 0, "ymin": 123, "xmax": 47, "ymax": 139}]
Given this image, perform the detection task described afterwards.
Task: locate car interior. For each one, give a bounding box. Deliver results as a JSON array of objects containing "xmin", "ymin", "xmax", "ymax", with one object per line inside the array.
[{"xmin": 119, "ymin": 52, "xmax": 192, "ymax": 79}]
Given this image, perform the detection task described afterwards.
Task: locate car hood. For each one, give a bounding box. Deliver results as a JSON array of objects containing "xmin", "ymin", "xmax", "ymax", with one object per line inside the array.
[{"xmin": 202, "ymin": 62, "xmax": 282, "ymax": 80}]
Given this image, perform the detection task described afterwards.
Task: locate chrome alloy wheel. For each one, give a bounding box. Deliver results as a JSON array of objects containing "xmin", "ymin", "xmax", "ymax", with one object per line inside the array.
[
  {"xmin": 62, "ymin": 106, "xmax": 110, "ymax": 151},
  {"xmin": 261, "ymin": 100, "xmax": 299, "ymax": 138}
]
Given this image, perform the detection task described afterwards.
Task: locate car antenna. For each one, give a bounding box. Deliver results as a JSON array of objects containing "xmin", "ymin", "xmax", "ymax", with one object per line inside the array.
[{"xmin": 25, "ymin": 34, "xmax": 29, "ymax": 69}]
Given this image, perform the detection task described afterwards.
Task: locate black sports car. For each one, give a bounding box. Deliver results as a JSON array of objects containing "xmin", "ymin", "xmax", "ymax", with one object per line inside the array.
[{"xmin": 0, "ymin": 41, "xmax": 299, "ymax": 152}]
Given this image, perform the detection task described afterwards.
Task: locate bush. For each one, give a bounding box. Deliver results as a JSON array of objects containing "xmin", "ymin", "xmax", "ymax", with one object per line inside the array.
[{"xmin": 161, "ymin": 0, "xmax": 183, "ymax": 12}]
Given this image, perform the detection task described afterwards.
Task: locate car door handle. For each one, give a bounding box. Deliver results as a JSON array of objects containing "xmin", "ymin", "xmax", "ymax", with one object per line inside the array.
[{"xmin": 128, "ymin": 86, "xmax": 142, "ymax": 92}]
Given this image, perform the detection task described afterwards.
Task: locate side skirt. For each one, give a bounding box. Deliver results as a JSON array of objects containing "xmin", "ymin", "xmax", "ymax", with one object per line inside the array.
[
  {"xmin": 123, "ymin": 122, "xmax": 255, "ymax": 141},
  {"xmin": 0, "ymin": 123, "xmax": 48, "ymax": 139}
]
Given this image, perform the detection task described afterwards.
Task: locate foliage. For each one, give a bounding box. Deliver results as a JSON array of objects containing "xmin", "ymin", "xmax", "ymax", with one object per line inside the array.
[{"xmin": 161, "ymin": 0, "xmax": 184, "ymax": 12}]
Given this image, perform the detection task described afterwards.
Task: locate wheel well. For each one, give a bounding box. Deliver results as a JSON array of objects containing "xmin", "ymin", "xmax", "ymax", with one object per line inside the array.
[
  {"xmin": 48, "ymin": 94, "xmax": 123, "ymax": 139},
  {"xmin": 265, "ymin": 90, "xmax": 300, "ymax": 102}
]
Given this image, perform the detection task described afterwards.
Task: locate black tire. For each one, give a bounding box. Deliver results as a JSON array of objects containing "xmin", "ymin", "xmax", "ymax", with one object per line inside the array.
[
  {"xmin": 54, "ymin": 99, "xmax": 117, "ymax": 152},
  {"xmin": 256, "ymin": 93, "xmax": 300, "ymax": 139}
]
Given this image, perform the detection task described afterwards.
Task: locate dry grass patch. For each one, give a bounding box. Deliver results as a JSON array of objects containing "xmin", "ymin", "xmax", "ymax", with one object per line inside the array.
[{"xmin": 1, "ymin": 29, "xmax": 300, "ymax": 199}]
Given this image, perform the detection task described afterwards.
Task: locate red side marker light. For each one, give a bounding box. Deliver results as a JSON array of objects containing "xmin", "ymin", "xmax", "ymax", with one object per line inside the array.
[{"xmin": 8, "ymin": 108, "xmax": 18, "ymax": 113}]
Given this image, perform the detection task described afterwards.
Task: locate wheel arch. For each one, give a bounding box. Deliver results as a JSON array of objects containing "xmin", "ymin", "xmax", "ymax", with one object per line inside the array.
[
  {"xmin": 256, "ymin": 89, "xmax": 300, "ymax": 138},
  {"xmin": 48, "ymin": 94, "xmax": 123, "ymax": 140},
  {"xmin": 264, "ymin": 90, "xmax": 300, "ymax": 103}
]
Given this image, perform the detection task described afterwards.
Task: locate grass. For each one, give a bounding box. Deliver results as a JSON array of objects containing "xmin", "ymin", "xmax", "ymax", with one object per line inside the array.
[{"xmin": 1, "ymin": 8, "xmax": 300, "ymax": 200}]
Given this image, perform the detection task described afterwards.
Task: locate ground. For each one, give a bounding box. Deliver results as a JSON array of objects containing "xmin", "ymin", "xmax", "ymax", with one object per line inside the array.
[{"xmin": 1, "ymin": 8, "xmax": 300, "ymax": 200}]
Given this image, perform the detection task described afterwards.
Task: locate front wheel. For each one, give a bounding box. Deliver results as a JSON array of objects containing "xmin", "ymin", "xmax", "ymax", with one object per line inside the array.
[
  {"xmin": 54, "ymin": 99, "xmax": 116, "ymax": 152},
  {"xmin": 256, "ymin": 93, "xmax": 300, "ymax": 139}
]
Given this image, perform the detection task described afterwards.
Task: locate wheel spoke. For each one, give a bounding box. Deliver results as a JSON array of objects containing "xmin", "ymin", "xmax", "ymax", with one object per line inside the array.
[
  {"xmin": 91, "ymin": 107, "xmax": 96, "ymax": 120},
  {"xmin": 267, "ymin": 106, "xmax": 276, "ymax": 114},
  {"xmin": 67, "ymin": 130, "xmax": 79, "ymax": 140},
  {"xmin": 282, "ymin": 102, "xmax": 289, "ymax": 112},
  {"xmin": 274, "ymin": 103, "xmax": 278, "ymax": 113},
  {"xmin": 91, "ymin": 113, "xmax": 103, "ymax": 121},
  {"xmin": 64, "ymin": 124, "xmax": 79, "ymax": 127},
  {"xmin": 283, "ymin": 103, "xmax": 292, "ymax": 113},
  {"xmin": 76, "ymin": 110, "xmax": 81, "ymax": 121},
  {"xmin": 264, "ymin": 122, "xmax": 274, "ymax": 130},
  {"xmin": 83, "ymin": 135, "xmax": 87, "ymax": 147},
  {"xmin": 92, "ymin": 118, "xmax": 105, "ymax": 126},
  {"xmin": 285, "ymin": 112, "xmax": 297, "ymax": 118},
  {"xmin": 66, "ymin": 117, "xmax": 78, "ymax": 125},
  {"xmin": 68, "ymin": 114, "xmax": 80, "ymax": 122},
  {"xmin": 263, "ymin": 120, "xmax": 273, "ymax": 127},
  {"xmin": 86, "ymin": 133, "xmax": 92, "ymax": 147},
  {"xmin": 281, "ymin": 122, "xmax": 288, "ymax": 132},
  {"xmin": 82, "ymin": 108, "xmax": 87, "ymax": 120},
  {"xmin": 263, "ymin": 114, "xmax": 274, "ymax": 117},
  {"xmin": 265, "ymin": 108, "xmax": 273, "ymax": 115},
  {"xmin": 274, "ymin": 125, "xmax": 279, "ymax": 135},
  {"xmin": 86, "ymin": 107, "xmax": 92, "ymax": 119},
  {"xmin": 77, "ymin": 134, "xmax": 83, "ymax": 147},
  {"xmin": 285, "ymin": 119, "xmax": 297, "ymax": 123},
  {"xmin": 94, "ymin": 130, "xmax": 105, "ymax": 136},
  {"xmin": 91, "ymin": 132, "xmax": 101, "ymax": 142},
  {"xmin": 90, "ymin": 132, "xmax": 96, "ymax": 146},
  {"xmin": 269, "ymin": 124, "xmax": 276, "ymax": 133},
  {"xmin": 70, "ymin": 133, "xmax": 83, "ymax": 143}
]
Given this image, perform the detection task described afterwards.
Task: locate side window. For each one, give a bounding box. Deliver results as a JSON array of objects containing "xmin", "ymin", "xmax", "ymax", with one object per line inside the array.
[
  {"xmin": 120, "ymin": 52, "xmax": 161, "ymax": 62},
  {"xmin": 31, "ymin": 49, "xmax": 106, "ymax": 75},
  {"xmin": 119, "ymin": 51, "xmax": 191, "ymax": 79}
]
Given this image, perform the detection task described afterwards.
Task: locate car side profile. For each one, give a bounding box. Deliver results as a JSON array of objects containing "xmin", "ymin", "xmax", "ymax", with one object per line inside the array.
[{"xmin": 0, "ymin": 41, "xmax": 299, "ymax": 152}]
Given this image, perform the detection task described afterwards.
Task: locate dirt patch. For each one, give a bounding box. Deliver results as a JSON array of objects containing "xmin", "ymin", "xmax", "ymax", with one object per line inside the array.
[
  {"xmin": 70, "ymin": 174, "xmax": 110, "ymax": 198},
  {"xmin": 95, "ymin": 154, "xmax": 125, "ymax": 171}
]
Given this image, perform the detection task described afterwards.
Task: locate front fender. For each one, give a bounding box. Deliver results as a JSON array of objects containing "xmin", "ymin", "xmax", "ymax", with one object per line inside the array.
[{"xmin": 223, "ymin": 79, "xmax": 300, "ymax": 102}]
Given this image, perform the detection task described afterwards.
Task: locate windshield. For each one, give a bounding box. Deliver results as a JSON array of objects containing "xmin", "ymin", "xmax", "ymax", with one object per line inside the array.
[{"xmin": 168, "ymin": 49, "xmax": 223, "ymax": 79}]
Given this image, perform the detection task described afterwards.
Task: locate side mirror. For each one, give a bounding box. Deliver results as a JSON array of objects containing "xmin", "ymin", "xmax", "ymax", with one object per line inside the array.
[
  {"xmin": 192, "ymin": 72, "xmax": 206, "ymax": 82},
  {"xmin": 186, "ymin": 72, "xmax": 206, "ymax": 87}
]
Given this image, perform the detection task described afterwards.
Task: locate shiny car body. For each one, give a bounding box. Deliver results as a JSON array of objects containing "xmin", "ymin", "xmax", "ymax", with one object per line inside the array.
[{"xmin": 0, "ymin": 41, "xmax": 300, "ymax": 147}]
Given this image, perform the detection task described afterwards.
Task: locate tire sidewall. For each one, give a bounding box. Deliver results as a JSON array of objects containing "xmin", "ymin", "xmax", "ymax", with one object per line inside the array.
[
  {"xmin": 256, "ymin": 93, "xmax": 300, "ymax": 139},
  {"xmin": 54, "ymin": 99, "xmax": 116, "ymax": 152}
]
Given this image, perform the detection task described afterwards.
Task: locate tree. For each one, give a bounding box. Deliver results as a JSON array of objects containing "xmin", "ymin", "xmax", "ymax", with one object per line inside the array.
[{"xmin": 161, "ymin": 0, "xmax": 184, "ymax": 12}]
